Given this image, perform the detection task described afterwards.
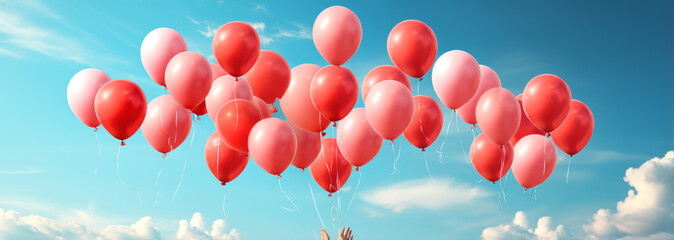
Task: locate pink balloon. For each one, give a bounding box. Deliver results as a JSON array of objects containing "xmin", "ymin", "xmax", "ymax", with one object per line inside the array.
[
  {"xmin": 279, "ymin": 64, "xmax": 330, "ymax": 133},
  {"xmin": 364, "ymin": 80, "xmax": 414, "ymax": 141},
  {"xmin": 289, "ymin": 122, "xmax": 322, "ymax": 171},
  {"xmin": 165, "ymin": 51, "xmax": 213, "ymax": 109},
  {"xmin": 476, "ymin": 88, "xmax": 521, "ymax": 146},
  {"xmin": 67, "ymin": 69, "xmax": 111, "ymax": 128},
  {"xmin": 254, "ymin": 96, "xmax": 272, "ymax": 119},
  {"xmin": 248, "ymin": 118, "xmax": 297, "ymax": 177},
  {"xmin": 141, "ymin": 95, "xmax": 192, "ymax": 155},
  {"xmin": 432, "ymin": 50, "xmax": 480, "ymax": 110},
  {"xmin": 457, "ymin": 65, "xmax": 501, "ymax": 125},
  {"xmin": 336, "ymin": 108, "xmax": 384, "ymax": 169},
  {"xmin": 313, "ymin": 6, "xmax": 362, "ymax": 66},
  {"xmin": 205, "ymin": 75, "xmax": 254, "ymax": 120},
  {"xmin": 512, "ymin": 134, "xmax": 557, "ymax": 189},
  {"xmin": 210, "ymin": 63, "xmax": 228, "ymax": 80},
  {"xmin": 141, "ymin": 28, "xmax": 187, "ymax": 87}
]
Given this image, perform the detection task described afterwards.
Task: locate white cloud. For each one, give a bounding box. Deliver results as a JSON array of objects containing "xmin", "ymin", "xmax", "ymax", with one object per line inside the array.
[
  {"xmin": 273, "ymin": 23, "xmax": 311, "ymax": 39},
  {"xmin": 481, "ymin": 211, "xmax": 571, "ymax": 240},
  {"xmin": 583, "ymin": 151, "xmax": 674, "ymax": 239},
  {"xmin": 0, "ymin": 208, "xmax": 239, "ymax": 240},
  {"xmin": 197, "ymin": 24, "xmax": 218, "ymax": 38},
  {"xmin": 246, "ymin": 21, "xmax": 266, "ymax": 32},
  {"xmin": 253, "ymin": 4, "xmax": 266, "ymax": 13},
  {"xmin": 0, "ymin": 168, "xmax": 45, "ymax": 175},
  {"xmin": 187, "ymin": 16, "xmax": 199, "ymax": 25},
  {"xmin": 362, "ymin": 178, "xmax": 491, "ymax": 213}
]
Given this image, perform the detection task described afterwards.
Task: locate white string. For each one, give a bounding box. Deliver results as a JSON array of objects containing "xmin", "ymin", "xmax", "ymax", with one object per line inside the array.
[
  {"xmin": 455, "ymin": 113, "xmax": 469, "ymax": 163},
  {"xmin": 390, "ymin": 141, "xmax": 399, "ymax": 174},
  {"xmin": 423, "ymin": 150, "xmax": 433, "ymax": 182},
  {"xmin": 566, "ymin": 156, "xmax": 572, "ymax": 184},
  {"xmin": 543, "ymin": 134, "xmax": 548, "ymax": 174},
  {"xmin": 309, "ymin": 184, "xmax": 326, "ymax": 230},
  {"xmin": 436, "ymin": 111, "xmax": 455, "ymax": 163},
  {"xmin": 116, "ymin": 144, "xmax": 142, "ymax": 209},
  {"xmin": 416, "ymin": 79, "xmax": 430, "ymax": 143},
  {"xmin": 94, "ymin": 130, "xmax": 101, "ymax": 175},
  {"xmin": 172, "ymin": 114, "xmax": 197, "ymax": 201},
  {"xmin": 344, "ymin": 170, "xmax": 361, "ymax": 219},
  {"xmin": 222, "ymin": 187, "xmax": 228, "ymax": 220},
  {"xmin": 154, "ymin": 154, "xmax": 168, "ymax": 207},
  {"xmin": 498, "ymin": 146, "xmax": 509, "ymax": 208},
  {"xmin": 279, "ymin": 178, "xmax": 302, "ymax": 213}
]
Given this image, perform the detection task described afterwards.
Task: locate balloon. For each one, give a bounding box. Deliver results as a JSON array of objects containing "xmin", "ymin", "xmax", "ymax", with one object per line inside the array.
[
  {"xmin": 244, "ymin": 50, "xmax": 291, "ymax": 104},
  {"xmin": 204, "ymin": 132, "xmax": 248, "ymax": 185},
  {"xmin": 253, "ymin": 97, "xmax": 272, "ymax": 119},
  {"xmin": 361, "ymin": 65, "xmax": 411, "ymax": 102},
  {"xmin": 212, "ymin": 22, "xmax": 260, "ymax": 77},
  {"xmin": 289, "ymin": 122, "xmax": 322, "ymax": 171},
  {"xmin": 551, "ymin": 100, "xmax": 594, "ymax": 156},
  {"xmin": 522, "ymin": 74, "xmax": 572, "ymax": 133},
  {"xmin": 248, "ymin": 118, "xmax": 297, "ymax": 177},
  {"xmin": 210, "ymin": 63, "xmax": 228, "ymax": 80},
  {"xmin": 141, "ymin": 95, "xmax": 192, "ymax": 155},
  {"xmin": 215, "ymin": 99, "xmax": 262, "ymax": 152},
  {"xmin": 67, "ymin": 69, "xmax": 111, "ymax": 128},
  {"xmin": 140, "ymin": 28, "xmax": 187, "ymax": 87},
  {"xmin": 310, "ymin": 138, "xmax": 352, "ymax": 196},
  {"xmin": 336, "ymin": 108, "xmax": 383, "ymax": 169},
  {"xmin": 470, "ymin": 134, "xmax": 514, "ymax": 183},
  {"xmin": 205, "ymin": 75, "xmax": 254, "ymax": 120},
  {"xmin": 387, "ymin": 20, "xmax": 437, "ymax": 78},
  {"xmin": 512, "ymin": 134, "xmax": 557, "ymax": 189},
  {"xmin": 312, "ymin": 6, "xmax": 362, "ymax": 66},
  {"xmin": 475, "ymin": 88, "xmax": 521, "ymax": 146},
  {"xmin": 191, "ymin": 101, "xmax": 207, "ymax": 116},
  {"xmin": 310, "ymin": 65, "xmax": 359, "ymax": 122},
  {"xmin": 280, "ymin": 64, "xmax": 330, "ymax": 132},
  {"xmin": 432, "ymin": 50, "xmax": 481, "ymax": 110},
  {"xmin": 511, "ymin": 95, "xmax": 545, "ymax": 146},
  {"xmin": 165, "ymin": 51, "xmax": 213, "ymax": 109},
  {"xmin": 364, "ymin": 80, "xmax": 414, "ymax": 141},
  {"xmin": 403, "ymin": 95, "xmax": 444, "ymax": 151},
  {"xmin": 94, "ymin": 80, "xmax": 147, "ymax": 144},
  {"xmin": 457, "ymin": 65, "xmax": 501, "ymax": 125}
]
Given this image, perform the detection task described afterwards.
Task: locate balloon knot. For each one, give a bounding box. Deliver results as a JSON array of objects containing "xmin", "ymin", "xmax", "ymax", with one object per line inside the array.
[
  {"xmin": 120, "ymin": 140, "xmax": 126, "ymax": 146},
  {"xmin": 244, "ymin": 153, "xmax": 249, "ymax": 158},
  {"xmin": 328, "ymin": 193, "xmax": 333, "ymax": 197},
  {"xmin": 524, "ymin": 188, "xmax": 528, "ymax": 191},
  {"xmin": 196, "ymin": 115, "xmax": 201, "ymax": 121},
  {"xmin": 453, "ymin": 109, "xmax": 456, "ymax": 112},
  {"xmin": 336, "ymin": 65, "xmax": 341, "ymax": 69},
  {"xmin": 300, "ymin": 168, "xmax": 305, "ymax": 173},
  {"xmin": 221, "ymin": 182, "xmax": 226, "ymax": 186},
  {"xmin": 471, "ymin": 125, "xmax": 476, "ymax": 129},
  {"xmin": 235, "ymin": 77, "xmax": 239, "ymax": 82},
  {"xmin": 270, "ymin": 105, "xmax": 278, "ymax": 113},
  {"xmin": 500, "ymin": 145, "xmax": 504, "ymax": 149},
  {"xmin": 322, "ymin": 132, "xmax": 326, "ymax": 136},
  {"xmin": 163, "ymin": 86, "xmax": 167, "ymax": 90},
  {"xmin": 419, "ymin": 77, "xmax": 423, "ymax": 81},
  {"xmin": 162, "ymin": 153, "xmax": 167, "ymax": 158},
  {"xmin": 421, "ymin": 148, "xmax": 426, "ymax": 152},
  {"xmin": 545, "ymin": 132, "xmax": 550, "ymax": 137},
  {"xmin": 390, "ymin": 140, "xmax": 394, "ymax": 145},
  {"xmin": 93, "ymin": 127, "xmax": 98, "ymax": 132},
  {"xmin": 570, "ymin": 155, "xmax": 574, "ymax": 158},
  {"xmin": 333, "ymin": 122, "xmax": 337, "ymax": 127},
  {"xmin": 277, "ymin": 174, "xmax": 281, "ymax": 179},
  {"xmin": 492, "ymin": 181, "xmax": 496, "ymax": 184},
  {"xmin": 355, "ymin": 166, "xmax": 360, "ymax": 171}
]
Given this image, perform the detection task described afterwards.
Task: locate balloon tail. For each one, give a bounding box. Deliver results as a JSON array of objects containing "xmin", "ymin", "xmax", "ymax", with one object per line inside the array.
[
  {"xmin": 390, "ymin": 141, "xmax": 399, "ymax": 174},
  {"xmin": 279, "ymin": 177, "xmax": 301, "ymax": 213},
  {"xmin": 94, "ymin": 130, "xmax": 101, "ymax": 175},
  {"xmin": 116, "ymin": 144, "xmax": 142, "ymax": 209},
  {"xmin": 435, "ymin": 111, "xmax": 454, "ymax": 163},
  {"xmin": 455, "ymin": 113, "xmax": 469, "ymax": 163},
  {"xmin": 534, "ymin": 188, "xmax": 537, "ymax": 202},
  {"xmin": 172, "ymin": 116, "xmax": 197, "ymax": 201},
  {"xmin": 344, "ymin": 170, "xmax": 361, "ymax": 219},
  {"xmin": 566, "ymin": 156, "xmax": 572, "ymax": 184},
  {"xmin": 222, "ymin": 187, "xmax": 228, "ymax": 220},
  {"xmin": 498, "ymin": 147, "xmax": 509, "ymax": 208},
  {"xmin": 423, "ymin": 150, "xmax": 433, "ymax": 182},
  {"xmin": 473, "ymin": 179, "xmax": 484, "ymax": 186},
  {"xmin": 154, "ymin": 154, "xmax": 168, "ymax": 207},
  {"xmin": 120, "ymin": 140, "xmax": 125, "ymax": 146},
  {"xmin": 309, "ymin": 184, "xmax": 326, "ymax": 230},
  {"xmin": 543, "ymin": 133, "xmax": 549, "ymax": 175}
]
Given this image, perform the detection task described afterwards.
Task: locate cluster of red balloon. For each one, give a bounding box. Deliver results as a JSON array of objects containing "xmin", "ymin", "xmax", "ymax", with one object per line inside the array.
[{"xmin": 67, "ymin": 5, "xmax": 595, "ymax": 199}]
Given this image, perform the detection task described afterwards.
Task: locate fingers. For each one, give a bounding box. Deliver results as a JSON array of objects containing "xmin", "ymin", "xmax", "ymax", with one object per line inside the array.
[
  {"xmin": 340, "ymin": 227, "xmax": 345, "ymax": 236},
  {"xmin": 321, "ymin": 229, "xmax": 329, "ymax": 240},
  {"xmin": 346, "ymin": 227, "xmax": 352, "ymax": 240}
]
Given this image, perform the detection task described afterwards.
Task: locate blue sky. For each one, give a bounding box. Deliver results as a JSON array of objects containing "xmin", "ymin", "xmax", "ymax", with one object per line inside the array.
[{"xmin": 0, "ymin": 0, "xmax": 672, "ymax": 239}]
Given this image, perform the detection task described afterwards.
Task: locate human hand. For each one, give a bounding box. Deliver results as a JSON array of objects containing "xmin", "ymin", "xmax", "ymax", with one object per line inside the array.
[
  {"xmin": 321, "ymin": 229, "xmax": 330, "ymax": 240},
  {"xmin": 338, "ymin": 227, "xmax": 353, "ymax": 240}
]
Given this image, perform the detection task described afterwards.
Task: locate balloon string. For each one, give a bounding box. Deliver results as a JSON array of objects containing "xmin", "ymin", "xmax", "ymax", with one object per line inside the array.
[
  {"xmin": 279, "ymin": 177, "xmax": 301, "ymax": 213},
  {"xmin": 498, "ymin": 146, "xmax": 509, "ymax": 208},
  {"xmin": 436, "ymin": 111, "xmax": 455, "ymax": 163},
  {"xmin": 455, "ymin": 113, "xmax": 469, "ymax": 163},
  {"xmin": 543, "ymin": 134, "xmax": 548, "ymax": 175},
  {"xmin": 473, "ymin": 179, "xmax": 484, "ymax": 186},
  {"xmin": 534, "ymin": 188, "xmax": 537, "ymax": 202},
  {"xmin": 94, "ymin": 130, "xmax": 101, "ymax": 175},
  {"xmin": 390, "ymin": 141, "xmax": 399, "ymax": 174},
  {"xmin": 154, "ymin": 154, "xmax": 168, "ymax": 207},
  {"xmin": 423, "ymin": 150, "xmax": 433, "ymax": 182},
  {"xmin": 222, "ymin": 187, "xmax": 228, "ymax": 220},
  {"xmin": 309, "ymin": 184, "xmax": 326, "ymax": 230},
  {"xmin": 217, "ymin": 137, "xmax": 221, "ymax": 180},
  {"xmin": 172, "ymin": 115, "xmax": 197, "ymax": 201},
  {"xmin": 471, "ymin": 127, "xmax": 476, "ymax": 141},
  {"xmin": 116, "ymin": 144, "xmax": 142, "ymax": 209},
  {"xmin": 330, "ymin": 203, "xmax": 338, "ymax": 232},
  {"xmin": 234, "ymin": 79, "xmax": 239, "ymax": 128},
  {"xmin": 566, "ymin": 156, "xmax": 572, "ymax": 184},
  {"xmin": 344, "ymin": 170, "xmax": 361, "ymax": 219}
]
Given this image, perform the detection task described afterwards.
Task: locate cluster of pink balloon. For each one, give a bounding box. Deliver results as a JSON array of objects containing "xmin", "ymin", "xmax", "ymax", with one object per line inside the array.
[{"xmin": 67, "ymin": 5, "xmax": 595, "ymax": 197}]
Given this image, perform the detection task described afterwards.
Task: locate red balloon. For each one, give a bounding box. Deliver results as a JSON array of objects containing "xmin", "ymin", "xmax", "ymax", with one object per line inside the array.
[
  {"xmin": 310, "ymin": 65, "xmax": 358, "ymax": 122},
  {"xmin": 310, "ymin": 138, "xmax": 352, "ymax": 196},
  {"xmin": 245, "ymin": 50, "xmax": 291, "ymax": 104},
  {"xmin": 522, "ymin": 74, "xmax": 572, "ymax": 133},
  {"xmin": 361, "ymin": 65, "xmax": 411, "ymax": 102},
  {"xmin": 212, "ymin": 22, "xmax": 260, "ymax": 77},
  {"xmin": 470, "ymin": 134, "xmax": 514, "ymax": 183},
  {"xmin": 94, "ymin": 80, "xmax": 147, "ymax": 144},
  {"xmin": 475, "ymin": 88, "xmax": 521, "ymax": 146},
  {"xmin": 551, "ymin": 100, "xmax": 594, "ymax": 156},
  {"xmin": 215, "ymin": 99, "xmax": 262, "ymax": 152},
  {"xmin": 387, "ymin": 20, "xmax": 437, "ymax": 78},
  {"xmin": 403, "ymin": 95, "xmax": 444, "ymax": 151},
  {"xmin": 205, "ymin": 132, "xmax": 248, "ymax": 185},
  {"xmin": 191, "ymin": 100, "xmax": 207, "ymax": 116},
  {"xmin": 289, "ymin": 122, "xmax": 322, "ymax": 171},
  {"xmin": 511, "ymin": 95, "xmax": 545, "ymax": 146}
]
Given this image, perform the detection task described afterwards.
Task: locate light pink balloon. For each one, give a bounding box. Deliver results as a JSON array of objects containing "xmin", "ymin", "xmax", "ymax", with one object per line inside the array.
[
  {"xmin": 313, "ymin": 6, "xmax": 362, "ymax": 66},
  {"xmin": 512, "ymin": 134, "xmax": 557, "ymax": 189},
  {"xmin": 457, "ymin": 65, "xmax": 501, "ymax": 125},
  {"xmin": 248, "ymin": 118, "xmax": 297, "ymax": 177},
  {"xmin": 364, "ymin": 80, "xmax": 414, "ymax": 141},
  {"xmin": 141, "ymin": 95, "xmax": 192, "ymax": 155},
  {"xmin": 337, "ymin": 108, "xmax": 383, "ymax": 169},
  {"xmin": 205, "ymin": 75, "xmax": 254, "ymax": 121},
  {"xmin": 279, "ymin": 64, "xmax": 330, "ymax": 133},
  {"xmin": 289, "ymin": 122, "xmax": 322, "ymax": 171},
  {"xmin": 210, "ymin": 63, "xmax": 228, "ymax": 80},
  {"xmin": 431, "ymin": 50, "xmax": 480, "ymax": 110},
  {"xmin": 475, "ymin": 88, "xmax": 521, "ymax": 146},
  {"xmin": 165, "ymin": 51, "xmax": 213, "ymax": 109},
  {"xmin": 254, "ymin": 96, "xmax": 272, "ymax": 119},
  {"xmin": 141, "ymin": 28, "xmax": 187, "ymax": 87},
  {"xmin": 67, "ymin": 69, "xmax": 111, "ymax": 128}
]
